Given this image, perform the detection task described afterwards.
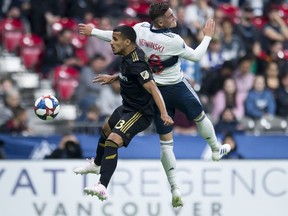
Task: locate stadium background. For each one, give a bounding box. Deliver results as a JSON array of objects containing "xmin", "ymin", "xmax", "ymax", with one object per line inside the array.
[{"xmin": 0, "ymin": 0, "xmax": 288, "ymax": 215}]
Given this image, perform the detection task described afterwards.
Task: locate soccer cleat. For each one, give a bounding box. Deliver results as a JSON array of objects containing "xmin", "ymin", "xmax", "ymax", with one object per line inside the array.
[
  {"xmin": 171, "ymin": 187, "xmax": 183, "ymax": 208},
  {"xmin": 212, "ymin": 144, "xmax": 231, "ymax": 161},
  {"xmin": 73, "ymin": 158, "xmax": 100, "ymax": 175},
  {"xmin": 84, "ymin": 182, "xmax": 107, "ymax": 201}
]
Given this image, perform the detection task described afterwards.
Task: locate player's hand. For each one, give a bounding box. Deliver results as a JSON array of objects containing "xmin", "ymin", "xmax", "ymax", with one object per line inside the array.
[
  {"xmin": 93, "ymin": 74, "xmax": 116, "ymax": 85},
  {"xmin": 161, "ymin": 114, "xmax": 174, "ymax": 126},
  {"xmin": 78, "ymin": 23, "xmax": 93, "ymax": 36},
  {"xmin": 202, "ymin": 18, "xmax": 215, "ymax": 37}
]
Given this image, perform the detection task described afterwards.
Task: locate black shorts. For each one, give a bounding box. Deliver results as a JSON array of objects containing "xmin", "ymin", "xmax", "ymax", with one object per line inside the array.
[{"xmin": 108, "ymin": 106, "xmax": 153, "ymax": 147}]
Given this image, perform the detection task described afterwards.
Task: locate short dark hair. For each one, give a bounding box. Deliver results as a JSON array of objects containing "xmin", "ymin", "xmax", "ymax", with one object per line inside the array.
[
  {"xmin": 149, "ymin": 2, "xmax": 169, "ymax": 21},
  {"xmin": 113, "ymin": 25, "xmax": 137, "ymax": 43}
]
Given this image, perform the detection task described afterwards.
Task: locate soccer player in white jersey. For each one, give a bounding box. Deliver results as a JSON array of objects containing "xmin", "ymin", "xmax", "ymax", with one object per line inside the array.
[{"xmin": 74, "ymin": 2, "xmax": 231, "ymax": 208}]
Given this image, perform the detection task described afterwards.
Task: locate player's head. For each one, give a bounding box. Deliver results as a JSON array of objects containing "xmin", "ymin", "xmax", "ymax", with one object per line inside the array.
[
  {"xmin": 149, "ymin": 2, "xmax": 177, "ymax": 29},
  {"xmin": 110, "ymin": 25, "xmax": 137, "ymax": 56}
]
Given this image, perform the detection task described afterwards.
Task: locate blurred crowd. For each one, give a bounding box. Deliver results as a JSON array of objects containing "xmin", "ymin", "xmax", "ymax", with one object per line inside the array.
[{"xmin": 0, "ymin": 0, "xmax": 288, "ymax": 139}]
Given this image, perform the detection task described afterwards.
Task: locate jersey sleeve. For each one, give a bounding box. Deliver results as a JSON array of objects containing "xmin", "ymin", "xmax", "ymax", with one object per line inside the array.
[
  {"xmin": 91, "ymin": 28, "xmax": 113, "ymax": 42},
  {"xmin": 168, "ymin": 35, "xmax": 212, "ymax": 62},
  {"xmin": 130, "ymin": 61, "xmax": 154, "ymax": 85}
]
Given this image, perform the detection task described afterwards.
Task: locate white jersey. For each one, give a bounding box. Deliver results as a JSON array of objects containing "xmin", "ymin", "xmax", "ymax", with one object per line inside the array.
[{"xmin": 91, "ymin": 22, "xmax": 211, "ymax": 85}]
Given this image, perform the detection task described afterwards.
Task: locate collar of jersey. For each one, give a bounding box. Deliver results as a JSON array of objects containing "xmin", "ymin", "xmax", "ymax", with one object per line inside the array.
[{"xmin": 150, "ymin": 24, "xmax": 171, "ymax": 33}]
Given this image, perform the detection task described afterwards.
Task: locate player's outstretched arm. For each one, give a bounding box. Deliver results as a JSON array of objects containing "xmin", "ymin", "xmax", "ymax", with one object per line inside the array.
[
  {"xmin": 78, "ymin": 23, "xmax": 113, "ymax": 42},
  {"xmin": 93, "ymin": 74, "xmax": 119, "ymax": 85},
  {"xmin": 202, "ymin": 18, "xmax": 215, "ymax": 38},
  {"xmin": 180, "ymin": 18, "xmax": 215, "ymax": 61},
  {"xmin": 143, "ymin": 80, "xmax": 174, "ymax": 126}
]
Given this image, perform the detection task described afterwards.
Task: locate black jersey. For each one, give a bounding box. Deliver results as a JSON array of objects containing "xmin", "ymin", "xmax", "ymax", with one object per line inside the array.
[{"xmin": 119, "ymin": 47, "xmax": 154, "ymax": 116}]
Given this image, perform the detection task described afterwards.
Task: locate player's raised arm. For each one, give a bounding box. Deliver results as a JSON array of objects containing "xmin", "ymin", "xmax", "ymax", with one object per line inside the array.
[
  {"xmin": 177, "ymin": 18, "xmax": 215, "ymax": 61},
  {"xmin": 78, "ymin": 23, "xmax": 113, "ymax": 42},
  {"xmin": 143, "ymin": 80, "xmax": 174, "ymax": 126}
]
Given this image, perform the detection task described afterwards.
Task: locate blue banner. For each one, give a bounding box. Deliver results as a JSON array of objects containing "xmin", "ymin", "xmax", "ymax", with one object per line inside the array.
[{"xmin": 1, "ymin": 133, "xmax": 288, "ymax": 159}]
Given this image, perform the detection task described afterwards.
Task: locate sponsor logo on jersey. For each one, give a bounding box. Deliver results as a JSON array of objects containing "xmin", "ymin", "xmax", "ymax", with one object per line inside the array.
[
  {"xmin": 140, "ymin": 70, "xmax": 150, "ymax": 80},
  {"xmin": 119, "ymin": 73, "xmax": 128, "ymax": 82}
]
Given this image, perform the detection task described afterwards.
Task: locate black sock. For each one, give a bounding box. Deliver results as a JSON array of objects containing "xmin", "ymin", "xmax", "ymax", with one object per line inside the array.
[
  {"xmin": 94, "ymin": 130, "xmax": 107, "ymax": 166},
  {"xmin": 99, "ymin": 139, "xmax": 118, "ymax": 188}
]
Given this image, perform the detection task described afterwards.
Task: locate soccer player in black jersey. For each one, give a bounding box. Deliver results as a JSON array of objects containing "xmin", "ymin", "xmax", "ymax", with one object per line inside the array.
[{"xmin": 74, "ymin": 25, "xmax": 174, "ymax": 201}]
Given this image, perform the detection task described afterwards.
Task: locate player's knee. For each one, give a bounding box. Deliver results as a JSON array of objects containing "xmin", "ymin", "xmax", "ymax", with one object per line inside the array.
[
  {"xmin": 194, "ymin": 111, "xmax": 206, "ymax": 122},
  {"xmin": 102, "ymin": 122, "xmax": 111, "ymax": 136},
  {"xmin": 105, "ymin": 139, "xmax": 120, "ymax": 148},
  {"xmin": 159, "ymin": 132, "xmax": 173, "ymax": 141}
]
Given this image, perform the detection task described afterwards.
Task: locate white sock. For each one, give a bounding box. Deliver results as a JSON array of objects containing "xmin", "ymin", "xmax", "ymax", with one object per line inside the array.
[
  {"xmin": 160, "ymin": 140, "xmax": 178, "ymax": 190},
  {"xmin": 195, "ymin": 112, "xmax": 220, "ymax": 152}
]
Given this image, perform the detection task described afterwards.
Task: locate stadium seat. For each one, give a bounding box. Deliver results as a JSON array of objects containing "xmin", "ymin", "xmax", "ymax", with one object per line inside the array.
[
  {"xmin": 56, "ymin": 79, "xmax": 79, "ymax": 101},
  {"xmin": 85, "ymin": 18, "xmax": 100, "ymax": 28},
  {"xmin": 12, "ymin": 72, "xmax": 39, "ymax": 89},
  {"xmin": 55, "ymin": 104, "xmax": 77, "ymax": 121},
  {"xmin": 258, "ymin": 116, "xmax": 287, "ymax": 133},
  {"xmin": 279, "ymin": 3, "xmax": 288, "ymax": 18},
  {"xmin": 51, "ymin": 18, "xmax": 78, "ymax": 36},
  {"xmin": 218, "ymin": 3, "xmax": 241, "ymax": 24},
  {"xmin": 0, "ymin": 18, "xmax": 25, "ymax": 54},
  {"xmin": 127, "ymin": 2, "xmax": 150, "ymax": 17},
  {"xmin": 71, "ymin": 33, "xmax": 88, "ymax": 64},
  {"xmin": 238, "ymin": 116, "xmax": 255, "ymax": 132},
  {"xmin": 52, "ymin": 65, "xmax": 80, "ymax": 101},
  {"xmin": 117, "ymin": 18, "xmax": 141, "ymax": 27},
  {"xmin": 252, "ymin": 16, "xmax": 268, "ymax": 29},
  {"xmin": 20, "ymin": 34, "xmax": 44, "ymax": 70}
]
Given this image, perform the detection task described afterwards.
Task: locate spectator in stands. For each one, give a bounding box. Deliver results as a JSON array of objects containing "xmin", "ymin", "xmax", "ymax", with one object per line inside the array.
[
  {"xmin": 0, "ymin": 77, "xmax": 15, "ymax": 106},
  {"xmin": 220, "ymin": 18, "xmax": 246, "ymax": 66},
  {"xmin": 169, "ymin": 0, "xmax": 180, "ymax": 15},
  {"xmin": 0, "ymin": 140, "xmax": 4, "ymax": 159},
  {"xmin": 264, "ymin": 61, "xmax": 280, "ymax": 95},
  {"xmin": 221, "ymin": 132, "xmax": 243, "ymax": 159},
  {"xmin": 41, "ymin": 28, "xmax": 83, "ymax": 77},
  {"xmin": 213, "ymin": 6, "xmax": 225, "ymax": 37},
  {"xmin": 96, "ymin": 80, "xmax": 122, "ymax": 119},
  {"xmin": 234, "ymin": 3, "xmax": 261, "ymax": 54},
  {"xmin": 200, "ymin": 35, "xmax": 224, "ymax": 77},
  {"xmin": 214, "ymin": 107, "xmax": 244, "ymax": 135},
  {"xmin": 75, "ymin": 105, "xmax": 102, "ymax": 134},
  {"xmin": 200, "ymin": 60, "xmax": 234, "ymax": 99},
  {"xmin": 245, "ymin": 75, "xmax": 276, "ymax": 120},
  {"xmin": 173, "ymin": 110, "xmax": 197, "ymax": 135},
  {"xmin": 261, "ymin": 3, "xmax": 288, "ymax": 52},
  {"xmin": 233, "ymin": 55, "xmax": 255, "ymax": 99},
  {"xmin": 211, "ymin": 78, "xmax": 245, "ymax": 121},
  {"xmin": 172, "ymin": 6, "xmax": 197, "ymax": 48},
  {"xmin": 86, "ymin": 17, "xmax": 115, "ymax": 65},
  {"xmin": 25, "ymin": 0, "xmax": 64, "ymax": 38},
  {"xmin": 76, "ymin": 54, "xmax": 108, "ymax": 119},
  {"xmin": 45, "ymin": 133, "xmax": 83, "ymax": 159},
  {"xmin": 0, "ymin": 107, "xmax": 29, "ymax": 135},
  {"xmin": 184, "ymin": 0, "xmax": 214, "ymax": 35},
  {"xmin": 256, "ymin": 40, "xmax": 288, "ymax": 75},
  {"xmin": 96, "ymin": 0, "xmax": 128, "ymax": 18},
  {"xmin": 275, "ymin": 71, "xmax": 288, "ymax": 118},
  {"xmin": 2, "ymin": 1, "xmax": 21, "ymax": 19},
  {"xmin": 64, "ymin": 0, "xmax": 99, "ymax": 22},
  {"xmin": 0, "ymin": 88, "xmax": 21, "ymax": 126}
]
